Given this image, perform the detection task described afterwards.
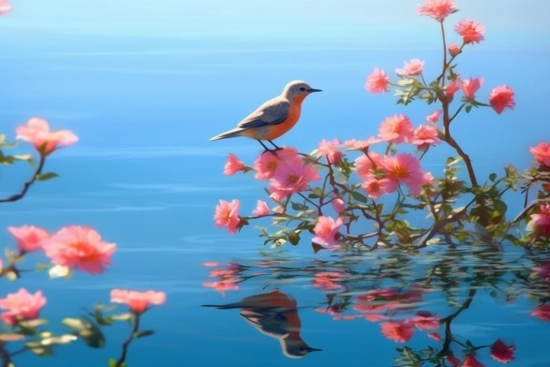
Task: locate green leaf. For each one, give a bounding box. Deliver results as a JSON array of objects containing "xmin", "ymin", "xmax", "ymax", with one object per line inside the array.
[
  {"xmin": 350, "ymin": 191, "xmax": 369, "ymax": 203},
  {"xmin": 290, "ymin": 202, "xmax": 308, "ymax": 211},
  {"xmin": 108, "ymin": 359, "xmax": 117, "ymax": 367},
  {"xmin": 36, "ymin": 172, "xmax": 59, "ymax": 181},
  {"xmin": 286, "ymin": 231, "xmax": 300, "ymax": 246},
  {"xmin": 62, "ymin": 316, "xmax": 106, "ymax": 348},
  {"xmin": 133, "ymin": 330, "xmax": 155, "ymax": 339},
  {"xmin": 465, "ymin": 105, "xmax": 472, "ymax": 113}
]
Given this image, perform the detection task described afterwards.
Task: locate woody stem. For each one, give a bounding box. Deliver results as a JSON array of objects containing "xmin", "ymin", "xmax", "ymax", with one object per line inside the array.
[
  {"xmin": 115, "ymin": 313, "xmax": 141, "ymax": 367},
  {"xmin": 0, "ymin": 154, "xmax": 46, "ymax": 204}
]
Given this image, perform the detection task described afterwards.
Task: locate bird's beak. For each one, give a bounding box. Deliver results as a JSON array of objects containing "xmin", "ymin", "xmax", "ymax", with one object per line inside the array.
[
  {"xmin": 307, "ymin": 347, "xmax": 323, "ymax": 352},
  {"xmin": 308, "ymin": 88, "xmax": 322, "ymax": 93}
]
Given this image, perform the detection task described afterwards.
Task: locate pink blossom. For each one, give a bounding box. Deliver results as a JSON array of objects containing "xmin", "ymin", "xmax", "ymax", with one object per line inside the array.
[
  {"xmin": 7, "ymin": 225, "xmax": 49, "ymax": 254},
  {"xmin": 269, "ymin": 159, "xmax": 320, "ymax": 201},
  {"xmin": 445, "ymin": 78, "xmax": 462, "ymax": 99},
  {"xmin": 110, "ymin": 289, "xmax": 166, "ymax": 314},
  {"xmin": 42, "ymin": 226, "xmax": 116, "ymax": 274},
  {"xmin": 15, "ymin": 118, "xmax": 78, "ymax": 155},
  {"xmin": 331, "ymin": 197, "xmax": 346, "ymax": 214},
  {"xmin": 316, "ymin": 138, "xmax": 343, "ymax": 164},
  {"xmin": 428, "ymin": 332, "xmax": 441, "ymax": 342},
  {"xmin": 253, "ymin": 147, "xmax": 299, "ymax": 180},
  {"xmin": 380, "ymin": 154, "xmax": 427, "ymax": 196},
  {"xmin": 417, "ymin": 0, "xmax": 457, "ymax": 22},
  {"xmin": 412, "ymin": 125, "xmax": 441, "ymax": 151},
  {"xmin": 344, "ymin": 136, "xmax": 382, "ymax": 151},
  {"xmin": 531, "ymin": 304, "xmax": 550, "ymax": 321},
  {"xmin": 448, "ymin": 43, "xmax": 460, "ymax": 56},
  {"xmin": 426, "ymin": 110, "xmax": 441, "ymax": 123},
  {"xmin": 380, "ymin": 321, "xmax": 414, "ymax": 343},
  {"xmin": 252, "ymin": 200, "xmax": 270, "ymax": 216},
  {"xmin": 530, "ymin": 141, "xmax": 550, "ymax": 167},
  {"xmin": 365, "ymin": 68, "xmax": 390, "ymax": 93},
  {"xmin": 0, "ymin": 0, "xmax": 11, "ymax": 15},
  {"xmin": 489, "ymin": 85, "xmax": 515, "ymax": 114},
  {"xmin": 490, "ymin": 339, "xmax": 515, "ymax": 364},
  {"xmin": 395, "ymin": 58, "xmax": 425, "ymax": 76},
  {"xmin": 378, "ymin": 114, "xmax": 414, "ymax": 144},
  {"xmin": 354, "ymin": 152, "xmax": 383, "ymax": 180},
  {"xmin": 223, "ymin": 153, "xmax": 245, "ymax": 175},
  {"xmin": 461, "ymin": 77, "xmax": 483, "ymax": 99},
  {"xmin": 455, "ymin": 19, "xmax": 485, "ymax": 44},
  {"xmin": 361, "ymin": 177, "xmax": 394, "ymax": 199},
  {"xmin": 312, "ymin": 216, "xmax": 343, "ymax": 247},
  {"xmin": 213, "ymin": 199, "xmax": 241, "ymax": 235},
  {"xmin": 526, "ymin": 203, "xmax": 550, "ymax": 237},
  {"xmin": 462, "ymin": 354, "xmax": 486, "ymax": 367},
  {"xmin": 0, "ymin": 288, "xmax": 46, "ymax": 326}
]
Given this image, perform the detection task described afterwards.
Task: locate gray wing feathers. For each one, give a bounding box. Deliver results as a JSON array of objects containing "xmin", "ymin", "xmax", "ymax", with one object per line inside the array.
[{"xmin": 237, "ymin": 98, "xmax": 290, "ymax": 129}]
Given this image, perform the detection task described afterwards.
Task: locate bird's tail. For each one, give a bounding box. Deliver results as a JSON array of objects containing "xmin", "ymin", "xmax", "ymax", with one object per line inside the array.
[
  {"xmin": 201, "ymin": 303, "xmax": 241, "ymax": 309},
  {"xmin": 209, "ymin": 128, "xmax": 246, "ymax": 141}
]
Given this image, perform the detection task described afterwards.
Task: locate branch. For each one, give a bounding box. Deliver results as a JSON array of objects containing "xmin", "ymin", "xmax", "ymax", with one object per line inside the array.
[
  {"xmin": 115, "ymin": 314, "xmax": 141, "ymax": 367},
  {"xmin": 0, "ymin": 155, "xmax": 46, "ymax": 204}
]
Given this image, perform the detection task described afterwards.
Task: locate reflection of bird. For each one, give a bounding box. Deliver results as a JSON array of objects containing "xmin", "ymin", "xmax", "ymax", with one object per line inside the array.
[
  {"xmin": 202, "ymin": 290, "xmax": 322, "ymax": 358},
  {"xmin": 209, "ymin": 80, "xmax": 322, "ymax": 152}
]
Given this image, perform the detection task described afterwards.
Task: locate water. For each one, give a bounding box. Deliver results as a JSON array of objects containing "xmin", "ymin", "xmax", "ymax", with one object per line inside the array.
[{"xmin": 1, "ymin": 1, "xmax": 550, "ymax": 366}]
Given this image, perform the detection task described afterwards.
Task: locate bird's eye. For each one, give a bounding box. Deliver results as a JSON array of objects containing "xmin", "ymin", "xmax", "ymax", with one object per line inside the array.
[{"xmin": 299, "ymin": 87, "xmax": 306, "ymax": 91}]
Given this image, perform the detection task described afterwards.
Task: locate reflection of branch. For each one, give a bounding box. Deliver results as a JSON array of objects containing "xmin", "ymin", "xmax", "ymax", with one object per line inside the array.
[
  {"xmin": 439, "ymin": 287, "xmax": 477, "ymax": 356},
  {"xmin": 0, "ymin": 343, "xmax": 11, "ymax": 367},
  {"xmin": 0, "ymin": 155, "xmax": 46, "ymax": 204}
]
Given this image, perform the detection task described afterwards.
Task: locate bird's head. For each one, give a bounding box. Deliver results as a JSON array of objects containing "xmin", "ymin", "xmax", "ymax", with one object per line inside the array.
[
  {"xmin": 282, "ymin": 80, "xmax": 322, "ymax": 101},
  {"xmin": 282, "ymin": 338, "xmax": 323, "ymax": 359}
]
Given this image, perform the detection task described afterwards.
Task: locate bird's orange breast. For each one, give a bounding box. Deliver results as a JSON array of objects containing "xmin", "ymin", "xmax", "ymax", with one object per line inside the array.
[{"xmin": 263, "ymin": 103, "xmax": 302, "ymax": 140}]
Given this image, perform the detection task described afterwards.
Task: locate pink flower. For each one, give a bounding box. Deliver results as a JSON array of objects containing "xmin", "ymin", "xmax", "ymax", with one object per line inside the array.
[
  {"xmin": 252, "ymin": 200, "xmax": 270, "ymax": 216},
  {"xmin": 380, "ymin": 321, "xmax": 414, "ymax": 343},
  {"xmin": 417, "ymin": 0, "xmax": 457, "ymax": 22},
  {"xmin": 15, "ymin": 118, "xmax": 78, "ymax": 155},
  {"xmin": 354, "ymin": 152, "xmax": 383, "ymax": 180},
  {"xmin": 269, "ymin": 159, "xmax": 320, "ymax": 201},
  {"xmin": 412, "ymin": 125, "xmax": 441, "ymax": 151},
  {"xmin": 531, "ymin": 304, "xmax": 550, "ymax": 321},
  {"xmin": 110, "ymin": 289, "xmax": 166, "ymax": 314},
  {"xmin": 365, "ymin": 68, "xmax": 390, "ymax": 93},
  {"xmin": 461, "ymin": 77, "xmax": 483, "ymax": 99},
  {"xmin": 462, "ymin": 354, "xmax": 486, "ymax": 367},
  {"xmin": 378, "ymin": 114, "xmax": 414, "ymax": 144},
  {"xmin": 447, "ymin": 355, "xmax": 461, "ymax": 367},
  {"xmin": 445, "ymin": 78, "xmax": 461, "ymax": 99},
  {"xmin": 530, "ymin": 141, "xmax": 550, "ymax": 167},
  {"xmin": 42, "ymin": 226, "xmax": 116, "ymax": 274},
  {"xmin": 395, "ymin": 58, "xmax": 424, "ymax": 76},
  {"xmin": 0, "ymin": 0, "xmax": 11, "ymax": 15},
  {"xmin": 213, "ymin": 199, "xmax": 241, "ymax": 235},
  {"xmin": 253, "ymin": 147, "xmax": 299, "ymax": 180},
  {"xmin": 7, "ymin": 225, "xmax": 49, "ymax": 254},
  {"xmin": 426, "ymin": 110, "xmax": 441, "ymax": 123},
  {"xmin": 448, "ymin": 43, "xmax": 460, "ymax": 56},
  {"xmin": 332, "ymin": 197, "xmax": 346, "ymax": 214},
  {"xmin": 428, "ymin": 332, "xmax": 441, "ymax": 342},
  {"xmin": 312, "ymin": 216, "xmax": 343, "ymax": 247},
  {"xmin": 0, "ymin": 288, "xmax": 47, "ymax": 326},
  {"xmin": 344, "ymin": 136, "xmax": 382, "ymax": 152},
  {"xmin": 380, "ymin": 154, "xmax": 427, "ymax": 195},
  {"xmin": 409, "ymin": 312, "xmax": 440, "ymax": 330},
  {"xmin": 490, "ymin": 339, "xmax": 515, "ymax": 364},
  {"xmin": 526, "ymin": 203, "xmax": 550, "ymax": 237},
  {"xmin": 455, "ymin": 19, "xmax": 485, "ymax": 44},
  {"xmin": 316, "ymin": 139, "xmax": 342, "ymax": 164},
  {"xmin": 489, "ymin": 85, "xmax": 515, "ymax": 114},
  {"xmin": 361, "ymin": 177, "xmax": 393, "ymax": 199},
  {"xmin": 223, "ymin": 153, "xmax": 245, "ymax": 175}
]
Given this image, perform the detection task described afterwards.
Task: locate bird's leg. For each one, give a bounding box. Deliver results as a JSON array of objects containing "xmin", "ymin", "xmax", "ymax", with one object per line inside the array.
[
  {"xmin": 267, "ymin": 140, "xmax": 282, "ymax": 151},
  {"xmin": 257, "ymin": 140, "xmax": 278, "ymax": 156}
]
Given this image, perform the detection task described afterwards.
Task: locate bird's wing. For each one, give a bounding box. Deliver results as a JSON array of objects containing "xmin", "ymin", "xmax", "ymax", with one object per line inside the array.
[
  {"xmin": 239, "ymin": 307, "xmax": 291, "ymax": 338},
  {"xmin": 237, "ymin": 98, "xmax": 290, "ymax": 129}
]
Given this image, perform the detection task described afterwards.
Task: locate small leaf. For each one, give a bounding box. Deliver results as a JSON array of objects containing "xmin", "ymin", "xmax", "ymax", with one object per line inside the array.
[
  {"xmin": 465, "ymin": 105, "xmax": 472, "ymax": 113},
  {"xmin": 489, "ymin": 173, "xmax": 497, "ymax": 182},
  {"xmin": 286, "ymin": 231, "xmax": 300, "ymax": 246},
  {"xmin": 36, "ymin": 172, "xmax": 59, "ymax": 181},
  {"xmin": 350, "ymin": 191, "xmax": 369, "ymax": 203},
  {"xmin": 108, "ymin": 359, "xmax": 117, "ymax": 367},
  {"xmin": 133, "ymin": 330, "xmax": 155, "ymax": 339},
  {"xmin": 111, "ymin": 313, "xmax": 133, "ymax": 322}
]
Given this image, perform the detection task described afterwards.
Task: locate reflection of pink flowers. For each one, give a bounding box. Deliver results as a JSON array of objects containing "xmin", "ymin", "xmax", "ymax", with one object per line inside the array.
[
  {"xmin": 455, "ymin": 19, "xmax": 485, "ymax": 44},
  {"xmin": 395, "ymin": 58, "xmax": 424, "ymax": 76},
  {"xmin": 269, "ymin": 159, "xmax": 320, "ymax": 201},
  {"xmin": 531, "ymin": 304, "xmax": 550, "ymax": 321},
  {"xmin": 365, "ymin": 68, "xmax": 390, "ymax": 93},
  {"xmin": 446, "ymin": 355, "xmax": 461, "ymax": 367},
  {"xmin": 489, "ymin": 85, "xmax": 515, "ymax": 114},
  {"xmin": 110, "ymin": 289, "xmax": 166, "ymax": 314},
  {"xmin": 203, "ymin": 262, "xmax": 220, "ymax": 267},
  {"xmin": 312, "ymin": 216, "xmax": 343, "ymax": 247},
  {"xmin": 252, "ymin": 200, "xmax": 270, "ymax": 216},
  {"xmin": 409, "ymin": 311, "xmax": 440, "ymax": 330},
  {"xmin": 0, "ymin": 288, "xmax": 47, "ymax": 326},
  {"xmin": 378, "ymin": 114, "xmax": 414, "ymax": 144},
  {"xmin": 312, "ymin": 272, "xmax": 346, "ymax": 291},
  {"xmin": 417, "ymin": 0, "xmax": 456, "ymax": 22},
  {"xmin": 223, "ymin": 153, "xmax": 245, "ymax": 176},
  {"xmin": 317, "ymin": 139, "xmax": 342, "ymax": 164},
  {"xmin": 529, "ymin": 141, "xmax": 550, "ymax": 167},
  {"xmin": 490, "ymin": 339, "xmax": 515, "ymax": 364},
  {"xmin": 42, "ymin": 226, "xmax": 116, "ymax": 274},
  {"xmin": 203, "ymin": 280, "xmax": 240, "ymax": 295},
  {"xmin": 526, "ymin": 203, "xmax": 550, "ymax": 237},
  {"xmin": 428, "ymin": 332, "xmax": 441, "ymax": 342},
  {"xmin": 380, "ymin": 321, "xmax": 414, "ymax": 343},
  {"xmin": 353, "ymin": 287, "xmax": 422, "ymax": 313},
  {"xmin": 462, "ymin": 354, "xmax": 486, "ymax": 367},
  {"xmin": 15, "ymin": 118, "xmax": 78, "ymax": 155},
  {"xmin": 214, "ymin": 199, "xmax": 241, "ymax": 235},
  {"xmin": 7, "ymin": 225, "xmax": 49, "ymax": 254},
  {"xmin": 461, "ymin": 77, "xmax": 483, "ymax": 99},
  {"xmin": 203, "ymin": 265, "xmax": 241, "ymax": 296}
]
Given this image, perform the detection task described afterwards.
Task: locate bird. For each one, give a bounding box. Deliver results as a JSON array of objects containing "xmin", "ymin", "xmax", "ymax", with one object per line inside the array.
[
  {"xmin": 202, "ymin": 290, "xmax": 322, "ymax": 358},
  {"xmin": 209, "ymin": 80, "xmax": 322, "ymax": 153}
]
